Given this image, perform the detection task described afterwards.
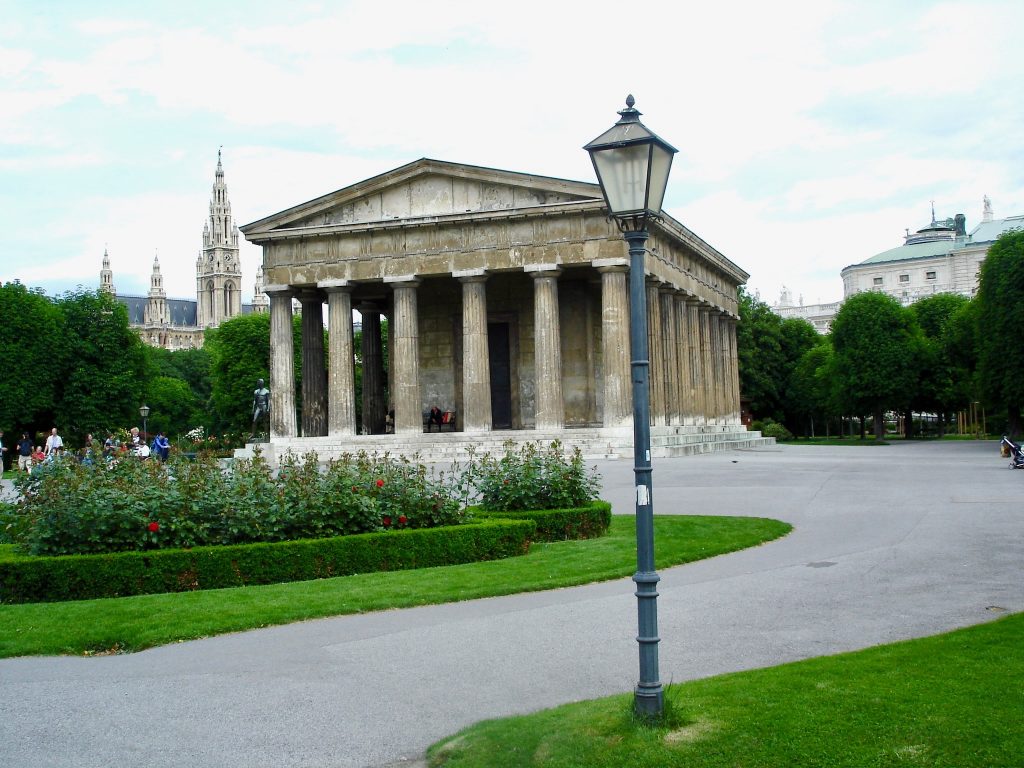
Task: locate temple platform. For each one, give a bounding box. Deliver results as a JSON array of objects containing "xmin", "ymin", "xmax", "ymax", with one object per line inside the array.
[{"xmin": 236, "ymin": 424, "xmax": 774, "ymax": 465}]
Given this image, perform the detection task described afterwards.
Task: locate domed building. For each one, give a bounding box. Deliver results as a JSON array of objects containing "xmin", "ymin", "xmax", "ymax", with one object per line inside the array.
[{"xmin": 841, "ymin": 197, "xmax": 1023, "ymax": 306}]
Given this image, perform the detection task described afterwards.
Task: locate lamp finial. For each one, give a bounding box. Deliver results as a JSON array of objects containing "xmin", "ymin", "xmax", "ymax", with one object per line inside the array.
[{"xmin": 625, "ymin": 94, "xmax": 635, "ymax": 109}]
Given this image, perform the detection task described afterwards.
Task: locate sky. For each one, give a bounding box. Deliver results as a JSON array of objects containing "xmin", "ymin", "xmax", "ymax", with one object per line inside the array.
[{"xmin": 2, "ymin": 0, "xmax": 1023, "ymax": 307}]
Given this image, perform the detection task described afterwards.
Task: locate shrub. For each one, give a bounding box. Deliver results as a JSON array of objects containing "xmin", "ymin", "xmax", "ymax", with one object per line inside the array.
[
  {"xmin": 758, "ymin": 419, "xmax": 794, "ymax": 441},
  {"xmin": 470, "ymin": 500, "xmax": 612, "ymax": 541},
  {"xmin": 457, "ymin": 440, "xmax": 601, "ymax": 512},
  {"xmin": 9, "ymin": 450, "xmax": 465, "ymax": 556},
  {"xmin": 0, "ymin": 519, "xmax": 535, "ymax": 603}
]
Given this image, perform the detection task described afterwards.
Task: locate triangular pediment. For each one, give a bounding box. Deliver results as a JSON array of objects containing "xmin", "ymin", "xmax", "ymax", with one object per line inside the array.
[{"xmin": 242, "ymin": 158, "xmax": 601, "ymax": 235}]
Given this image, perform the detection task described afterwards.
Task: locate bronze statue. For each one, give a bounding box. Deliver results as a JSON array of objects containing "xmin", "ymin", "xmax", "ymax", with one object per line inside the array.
[{"xmin": 252, "ymin": 378, "xmax": 270, "ymax": 439}]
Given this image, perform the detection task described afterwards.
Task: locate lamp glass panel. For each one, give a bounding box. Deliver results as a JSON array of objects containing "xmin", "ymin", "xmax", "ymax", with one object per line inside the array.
[
  {"xmin": 646, "ymin": 143, "xmax": 674, "ymax": 214},
  {"xmin": 591, "ymin": 143, "xmax": 650, "ymax": 215}
]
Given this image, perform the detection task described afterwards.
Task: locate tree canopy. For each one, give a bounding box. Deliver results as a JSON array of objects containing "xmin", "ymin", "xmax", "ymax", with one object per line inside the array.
[
  {"xmin": 830, "ymin": 291, "xmax": 920, "ymax": 439},
  {"xmin": 975, "ymin": 229, "xmax": 1024, "ymax": 435},
  {"xmin": 0, "ymin": 282, "xmax": 63, "ymax": 434}
]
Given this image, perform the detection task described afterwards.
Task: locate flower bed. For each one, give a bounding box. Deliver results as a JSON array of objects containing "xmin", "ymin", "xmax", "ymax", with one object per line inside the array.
[{"xmin": 9, "ymin": 450, "xmax": 464, "ymax": 556}]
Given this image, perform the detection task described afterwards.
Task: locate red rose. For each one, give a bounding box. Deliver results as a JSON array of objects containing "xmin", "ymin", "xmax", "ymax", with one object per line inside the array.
[
  {"xmin": 376, "ymin": 478, "xmax": 384, "ymax": 488},
  {"xmin": 382, "ymin": 516, "xmax": 392, "ymax": 526},
  {"xmin": 398, "ymin": 515, "xmax": 408, "ymax": 525},
  {"xmin": 351, "ymin": 485, "xmax": 357, "ymax": 492},
  {"xmin": 148, "ymin": 521, "xmax": 159, "ymax": 532}
]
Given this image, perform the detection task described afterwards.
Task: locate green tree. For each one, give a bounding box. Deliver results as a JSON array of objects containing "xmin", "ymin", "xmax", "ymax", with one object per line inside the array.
[
  {"xmin": 737, "ymin": 288, "xmax": 786, "ymax": 420},
  {"xmin": 910, "ymin": 293, "xmax": 971, "ymax": 435},
  {"xmin": 785, "ymin": 339, "xmax": 837, "ymax": 437},
  {"xmin": 206, "ymin": 313, "xmax": 304, "ymax": 434},
  {"xmin": 831, "ymin": 291, "xmax": 919, "ymax": 440},
  {"xmin": 0, "ymin": 282, "xmax": 64, "ymax": 433},
  {"xmin": 778, "ymin": 317, "xmax": 823, "ymax": 432},
  {"xmin": 54, "ymin": 290, "xmax": 147, "ymax": 443},
  {"xmin": 143, "ymin": 346, "xmax": 212, "ymax": 433},
  {"xmin": 144, "ymin": 375, "xmax": 198, "ymax": 438},
  {"xmin": 206, "ymin": 313, "xmax": 272, "ymax": 433},
  {"xmin": 975, "ymin": 230, "xmax": 1024, "ymax": 436}
]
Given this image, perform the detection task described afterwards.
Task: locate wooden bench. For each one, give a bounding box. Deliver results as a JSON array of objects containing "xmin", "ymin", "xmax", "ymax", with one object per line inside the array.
[{"xmin": 423, "ymin": 409, "xmax": 457, "ymax": 432}]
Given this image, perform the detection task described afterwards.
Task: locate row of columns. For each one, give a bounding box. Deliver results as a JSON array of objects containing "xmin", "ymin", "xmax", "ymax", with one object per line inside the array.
[{"xmin": 263, "ymin": 267, "xmax": 740, "ymax": 440}]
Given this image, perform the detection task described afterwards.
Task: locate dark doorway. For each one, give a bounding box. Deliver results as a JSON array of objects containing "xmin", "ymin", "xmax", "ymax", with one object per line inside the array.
[{"xmin": 489, "ymin": 322, "xmax": 513, "ymax": 429}]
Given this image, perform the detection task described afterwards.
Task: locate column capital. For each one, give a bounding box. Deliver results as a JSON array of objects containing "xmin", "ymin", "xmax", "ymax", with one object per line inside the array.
[
  {"xmin": 453, "ymin": 268, "xmax": 488, "ymax": 283},
  {"xmin": 263, "ymin": 283, "xmax": 293, "ymax": 297},
  {"xmin": 318, "ymin": 279, "xmax": 353, "ymax": 293},
  {"xmin": 296, "ymin": 287, "xmax": 325, "ymax": 303},
  {"xmin": 384, "ymin": 274, "xmax": 421, "ymax": 287},
  {"xmin": 593, "ymin": 257, "xmax": 629, "ymax": 271},
  {"xmin": 525, "ymin": 264, "xmax": 561, "ymax": 278}
]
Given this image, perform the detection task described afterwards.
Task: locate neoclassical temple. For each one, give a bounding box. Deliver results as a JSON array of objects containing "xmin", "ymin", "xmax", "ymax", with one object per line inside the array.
[{"xmin": 240, "ymin": 159, "xmax": 755, "ymax": 458}]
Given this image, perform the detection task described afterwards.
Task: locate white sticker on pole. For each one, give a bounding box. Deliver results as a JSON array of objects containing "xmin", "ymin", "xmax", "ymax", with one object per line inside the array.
[
  {"xmin": 636, "ymin": 484, "xmax": 649, "ymax": 506},
  {"xmin": 646, "ymin": 449, "xmax": 651, "ymax": 462}
]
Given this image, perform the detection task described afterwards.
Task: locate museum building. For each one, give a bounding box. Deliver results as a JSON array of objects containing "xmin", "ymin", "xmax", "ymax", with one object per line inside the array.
[
  {"xmin": 841, "ymin": 198, "xmax": 1023, "ymax": 306},
  {"xmin": 239, "ymin": 159, "xmax": 765, "ymax": 459}
]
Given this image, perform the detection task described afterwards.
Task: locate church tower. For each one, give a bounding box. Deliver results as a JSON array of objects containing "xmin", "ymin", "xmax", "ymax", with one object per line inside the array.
[
  {"xmin": 100, "ymin": 248, "xmax": 115, "ymax": 294},
  {"xmin": 144, "ymin": 254, "xmax": 169, "ymax": 325},
  {"xmin": 196, "ymin": 148, "xmax": 242, "ymax": 328},
  {"xmin": 252, "ymin": 265, "xmax": 269, "ymax": 313}
]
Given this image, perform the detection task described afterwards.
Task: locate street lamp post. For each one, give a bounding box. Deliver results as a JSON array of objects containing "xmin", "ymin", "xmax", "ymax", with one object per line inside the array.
[
  {"xmin": 585, "ymin": 95, "xmax": 677, "ymax": 719},
  {"xmin": 139, "ymin": 404, "xmax": 150, "ymax": 443}
]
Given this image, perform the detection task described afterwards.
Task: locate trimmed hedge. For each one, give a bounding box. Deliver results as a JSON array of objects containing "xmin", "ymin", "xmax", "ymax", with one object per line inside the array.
[
  {"xmin": 470, "ymin": 500, "xmax": 611, "ymax": 542},
  {"xmin": 0, "ymin": 519, "xmax": 535, "ymax": 604}
]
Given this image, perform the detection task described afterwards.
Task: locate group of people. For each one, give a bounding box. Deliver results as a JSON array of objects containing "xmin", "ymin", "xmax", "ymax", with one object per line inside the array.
[
  {"xmin": 0, "ymin": 428, "xmax": 67, "ymax": 473},
  {"xmin": 103, "ymin": 428, "xmax": 171, "ymax": 462},
  {"xmin": 0, "ymin": 426, "xmax": 173, "ymax": 474}
]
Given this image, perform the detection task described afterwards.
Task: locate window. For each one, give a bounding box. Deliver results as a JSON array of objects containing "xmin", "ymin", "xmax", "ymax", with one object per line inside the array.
[
  {"xmin": 899, "ymin": 274, "xmax": 909, "ymax": 283},
  {"xmin": 926, "ymin": 271, "xmax": 936, "ymax": 280},
  {"xmin": 873, "ymin": 277, "xmax": 883, "ymax": 285}
]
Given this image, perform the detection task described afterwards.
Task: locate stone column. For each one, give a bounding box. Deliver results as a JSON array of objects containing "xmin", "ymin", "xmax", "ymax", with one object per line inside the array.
[
  {"xmin": 686, "ymin": 298, "xmax": 705, "ymax": 426},
  {"xmin": 597, "ymin": 263, "xmax": 631, "ymax": 428},
  {"xmin": 660, "ymin": 287, "xmax": 680, "ymax": 426},
  {"xmin": 459, "ymin": 271, "xmax": 491, "ymax": 433},
  {"xmin": 266, "ymin": 285, "xmax": 297, "ymax": 438},
  {"xmin": 359, "ymin": 303, "xmax": 386, "ymax": 435},
  {"xmin": 322, "ymin": 281, "xmax": 356, "ymax": 436},
  {"xmin": 530, "ymin": 267, "xmax": 564, "ymax": 430},
  {"xmin": 727, "ymin": 315, "xmax": 741, "ymax": 424},
  {"xmin": 646, "ymin": 278, "xmax": 665, "ymax": 426},
  {"xmin": 675, "ymin": 294, "xmax": 694, "ymax": 425},
  {"xmin": 701, "ymin": 305, "xmax": 717, "ymax": 425},
  {"xmin": 389, "ymin": 278, "xmax": 422, "ymax": 435},
  {"xmin": 713, "ymin": 309, "xmax": 728, "ymax": 423},
  {"xmin": 298, "ymin": 288, "xmax": 327, "ymax": 437}
]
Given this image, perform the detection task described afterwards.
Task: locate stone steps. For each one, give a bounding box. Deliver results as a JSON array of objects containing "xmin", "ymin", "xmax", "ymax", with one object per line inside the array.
[{"xmin": 237, "ymin": 425, "xmax": 774, "ymax": 464}]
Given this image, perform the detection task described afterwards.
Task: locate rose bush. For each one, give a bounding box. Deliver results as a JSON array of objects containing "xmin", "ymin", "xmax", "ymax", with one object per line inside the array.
[
  {"xmin": 455, "ymin": 440, "xmax": 600, "ymax": 512},
  {"xmin": 9, "ymin": 450, "xmax": 465, "ymax": 556}
]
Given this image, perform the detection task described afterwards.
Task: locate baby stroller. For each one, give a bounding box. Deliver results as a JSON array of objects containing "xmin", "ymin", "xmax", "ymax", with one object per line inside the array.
[{"xmin": 1000, "ymin": 435, "xmax": 1024, "ymax": 469}]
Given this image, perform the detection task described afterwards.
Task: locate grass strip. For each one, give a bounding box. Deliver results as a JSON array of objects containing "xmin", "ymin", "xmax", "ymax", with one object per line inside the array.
[
  {"xmin": 0, "ymin": 514, "xmax": 789, "ymax": 658},
  {"xmin": 429, "ymin": 611, "xmax": 1023, "ymax": 767}
]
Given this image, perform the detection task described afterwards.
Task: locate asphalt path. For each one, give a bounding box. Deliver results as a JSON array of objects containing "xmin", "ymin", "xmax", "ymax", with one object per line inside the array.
[{"xmin": 2, "ymin": 441, "xmax": 1022, "ymax": 767}]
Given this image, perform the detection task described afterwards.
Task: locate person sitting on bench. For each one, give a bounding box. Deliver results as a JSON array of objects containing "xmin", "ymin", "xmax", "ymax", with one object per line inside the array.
[{"xmin": 428, "ymin": 406, "xmax": 444, "ymax": 430}]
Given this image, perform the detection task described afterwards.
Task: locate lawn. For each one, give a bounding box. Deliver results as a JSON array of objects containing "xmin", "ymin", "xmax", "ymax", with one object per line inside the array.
[
  {"xmin": 428, "ymin": 611, "xmax": 1023, "ymax": 767},
  {"xmin": 0, "ymin": 514, "xmax": 790, "ymax": 657}
]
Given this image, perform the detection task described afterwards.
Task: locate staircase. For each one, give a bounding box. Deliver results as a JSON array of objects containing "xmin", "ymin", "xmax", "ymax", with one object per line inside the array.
[{"xmin": 236, "ymin": 424, "xmax": 774, "ymax": 465}]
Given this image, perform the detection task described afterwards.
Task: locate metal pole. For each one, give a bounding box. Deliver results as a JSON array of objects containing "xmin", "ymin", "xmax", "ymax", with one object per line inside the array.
[{"xmin": 625, "ymin": 227, "xmax": 663, "ymax": 717}]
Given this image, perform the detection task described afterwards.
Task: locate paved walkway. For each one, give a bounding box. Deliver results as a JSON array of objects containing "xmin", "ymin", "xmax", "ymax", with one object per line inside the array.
[{"xmin": 2, "ymin": 441, "xmax": 1022, "ymax": 767}]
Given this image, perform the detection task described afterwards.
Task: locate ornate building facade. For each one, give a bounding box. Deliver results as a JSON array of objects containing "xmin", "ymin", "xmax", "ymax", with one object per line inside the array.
[{"xmin": 100, "ymin": 152, "xmax": 267, "ymax": 349}]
